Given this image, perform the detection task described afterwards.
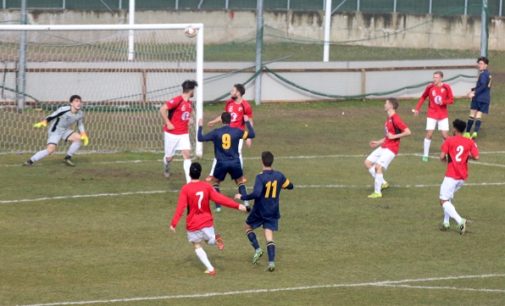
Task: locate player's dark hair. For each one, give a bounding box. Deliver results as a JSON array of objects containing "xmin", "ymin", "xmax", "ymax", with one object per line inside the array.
[
  {"xmin": 453, "ymin": 119, "xmax": 467, "ymax": 133},
  {"xmin": 221, "ymin": 112, "xmax": 231, "ymax": 124},
  {"xmin": 234, "ymin": 83, "xmax": 245, "ymax": 96},
  {"xmin": 182, "ymin": 80, "xmax": 198, "ymax": 93},
  {"xmin": 69, "ymin": 95, "xmax": 81, "ymax": 103},
  {"xmin": 434, "ymin": 71, "xmax": 444, "ymax": 78},
  {"xmin": 477, "ymin": 56, "xmax": 489, "ymax": 64},
  {"xmin": 189, "ymin": 162, "xmax": 202, "ymax": 179},
  {"xmin": 387, "ymin": 98, "xmax": 399, "ymax": 110},
  {"xmin": 262, "ymin": 151, "xmax": 274, "ymax": 167}
]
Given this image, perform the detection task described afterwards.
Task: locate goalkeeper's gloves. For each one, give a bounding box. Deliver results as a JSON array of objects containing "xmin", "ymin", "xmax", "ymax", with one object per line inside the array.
[
  {"xmin": 33, "ymin": 120, "xmax": 47, "ymax": 128},
  {"xmin": 80, "ymin": 132, "xmax": 89, "ymax": 146}
]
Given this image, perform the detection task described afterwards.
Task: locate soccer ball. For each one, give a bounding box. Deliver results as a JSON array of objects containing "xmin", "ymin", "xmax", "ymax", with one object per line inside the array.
[{"xmin": 184, "ymin": 26, "xmax": 198, "ymax": 38}]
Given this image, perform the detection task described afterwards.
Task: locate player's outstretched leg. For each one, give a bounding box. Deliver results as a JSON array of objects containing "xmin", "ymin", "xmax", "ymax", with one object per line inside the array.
[
  {"xmin": 25, "ymin": 144, "xmax": 57, "ymax": 166},
  {"xmin": 442, "ymin": 201, "xmax": 466, "ymax": 234}
]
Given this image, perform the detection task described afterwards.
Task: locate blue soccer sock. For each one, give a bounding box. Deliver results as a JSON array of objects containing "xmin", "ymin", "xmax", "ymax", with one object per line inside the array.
[
  {"xmin": 246, "ymin": 230, "xmax": 260, "ymax": 250},
  {"xmin": 474, "ymin": 119, "xmax": 482, "ymax": 132},
  {"xmin": 266, "ymin": 241, "xmax": 276, "ymax": 263},
  {"xmin": 213, "ymin": 183, "xmax": 221, "ymax": 209},
  {"xmin": 238, "ymin": 183, "xmax": 247, "ymax": 198},
  {"xmin": 466, "ymin": 116, "xmax": 475, "ymax": 132}
]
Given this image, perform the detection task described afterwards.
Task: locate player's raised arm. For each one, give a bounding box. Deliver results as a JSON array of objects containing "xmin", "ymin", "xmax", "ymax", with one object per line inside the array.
[
  {"xmin": 197, "ymin": 122, "xmax": 215, "ymax": 142},
  {"xmin": 242, "ymin": 116, "xmax": 256, "ymax": 140},
  {"xmin": 207, "ymin": 115, "xmax": 221, "ymax": 127}
]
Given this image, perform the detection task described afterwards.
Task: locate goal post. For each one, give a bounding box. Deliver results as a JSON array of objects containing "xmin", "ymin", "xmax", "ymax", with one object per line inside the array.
[{"xmin": 0, "ymin": 23, "xmax": 204, "ymax": 157}]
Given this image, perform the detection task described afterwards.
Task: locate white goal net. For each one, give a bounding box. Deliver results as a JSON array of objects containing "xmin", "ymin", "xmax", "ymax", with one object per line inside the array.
[{"xmin": 0, "ymin": 24, "xmax": 204, "ymax": 156}]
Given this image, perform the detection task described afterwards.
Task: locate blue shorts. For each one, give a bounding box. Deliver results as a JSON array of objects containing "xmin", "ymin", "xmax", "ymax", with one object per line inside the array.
[
  {"xmin": 213, "ymin": 159, "xmax": 243, "ymax": 181},
  {"xmin": 470, "ymin": 100, "xmax": 490, "ymax": 114},
  {"xmin": 246, "ymin": 211, "xmax": 279, "ymax": 231}
]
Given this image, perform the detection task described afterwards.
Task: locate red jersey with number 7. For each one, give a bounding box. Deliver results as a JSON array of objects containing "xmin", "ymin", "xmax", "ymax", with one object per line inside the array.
[
  {"xmin": 225, "ymin": 99, "xmax": 253, "ymax": 130},
  {"xmin": 170, "ymin": 181, "xmax": 240, "ymax": 231},
  {"xmin": 441, "ymin": 135, "xmax": 479, "ymax": 180}
]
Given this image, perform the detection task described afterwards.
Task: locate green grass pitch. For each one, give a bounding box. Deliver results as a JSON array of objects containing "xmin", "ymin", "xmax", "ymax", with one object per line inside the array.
[{"xmin": 1, "ymin": 91, "xmax": 505, "ymax": 305}]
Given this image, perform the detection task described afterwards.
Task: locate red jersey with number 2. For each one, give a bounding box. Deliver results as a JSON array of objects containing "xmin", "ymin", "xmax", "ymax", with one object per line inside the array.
[
  {"xmin": 381, "ymin": 113, "xmax": 409, "ymax": 155},
  {"xmin": 170, "ymin": 181, "xmax": 240, "ymax": 231},
  {"xmin": 163, "ymin": 96, "xmax": 192, "ymax": 135},
  {"xmin": 415, "ymin": 83, "xmax": 454, "ymax": 120},
  {"xmin": 441, "ymin": 135, "xmax": 479, "ymax": 180},
  {"xmin": 225, "ymin": 99, "xmax": 253, "ymax": 130}
]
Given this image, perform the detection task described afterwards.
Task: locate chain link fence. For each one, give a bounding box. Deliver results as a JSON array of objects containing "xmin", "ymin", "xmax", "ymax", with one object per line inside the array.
[{"xmin": 1, "ymin": 0, "xmax": 503, "ymax": 16}]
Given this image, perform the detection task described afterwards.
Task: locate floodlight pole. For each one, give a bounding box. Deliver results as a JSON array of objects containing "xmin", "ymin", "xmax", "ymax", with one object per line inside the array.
[
  {"xmin": 254, "ymin": 0, "xmax": 264, "ymax": 105},
  {"xmin": 17, "ymin": 0, "xmax": 27, "ymax": 111},
  {"xmin": 481, "ymin": 0, "xmax": 489, "ymax": 57},
  {"xmin": 323, "ymin": 0, "xmax": 332, "ymax": 62},
  {"xmin": 128, "ymin": 0, "xmax": 135, "ymax": 60}
]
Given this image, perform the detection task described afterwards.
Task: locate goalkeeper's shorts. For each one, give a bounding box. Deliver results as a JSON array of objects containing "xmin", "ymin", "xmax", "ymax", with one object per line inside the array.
[{"xmin": 47, "ymin": 129, "xmax": 75, "ymax": 145}]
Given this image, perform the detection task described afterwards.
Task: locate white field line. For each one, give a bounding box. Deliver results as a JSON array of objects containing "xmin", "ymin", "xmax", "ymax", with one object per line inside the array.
[
  {"xmin": 378, "ymin": 284, "xmax": 505, "ymax": 293},
  {"xmin": 3, "ymin": 151, "xmax": 505, "ymax": 168},
  {"xmin": 19, "ymin": 273, "xmax": 505, "ymax": 306},
  {"xmin": 2, "ymin": 181, "xmax": 505, "ymax": 205}
]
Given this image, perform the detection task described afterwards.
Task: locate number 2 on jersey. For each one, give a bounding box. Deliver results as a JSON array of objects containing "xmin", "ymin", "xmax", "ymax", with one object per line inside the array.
[
  {"xmin": 455, "ymin": 145, "xmax": 464, "ymax": 162},
  {"xmin": 265, "ymin": 180, "xmax": 278, "ymax": 198},
  {"xmin": 222, "ymin": 133, "xmax": 231, "ymax": 150}
]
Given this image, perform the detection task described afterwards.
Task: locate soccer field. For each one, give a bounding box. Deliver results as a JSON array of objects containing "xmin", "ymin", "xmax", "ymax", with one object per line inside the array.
[{"xmin": 1, "ymin": 97, "xmax": 505, "ymax": 305}]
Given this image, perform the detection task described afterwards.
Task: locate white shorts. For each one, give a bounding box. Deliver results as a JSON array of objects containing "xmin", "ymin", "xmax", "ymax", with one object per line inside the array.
[
  {"xmin": 439, "ymin": 176, "xmax": 464, "ymax": 201},
  {"xmin": 47, "ymin": 129, "xmax": 75, "ymax": 145},
  {"xmin": 187, "ymin": 226, "xmax": 216, "ymax": 244},
  {"xmin": 164, "ymin": 132, "xmax": 191, "ymax": 158},
  {"xmin": 366, "ymin": 147, "xmax": 396, "ymax": 170},
  {"xmin": 426, "ymin": 118, "xmax": 449, "ymax": 131}
]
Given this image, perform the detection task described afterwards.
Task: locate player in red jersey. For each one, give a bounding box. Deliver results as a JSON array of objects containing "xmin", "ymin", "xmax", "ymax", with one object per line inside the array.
[
  {"xmin": 412, "ymin": 71, "xmax": 454, "ymax": 162},
  {"xmin": 438, "ymin": 119, "xmax": 479, "ymax": 234},
  {"xmin": 365, "ymin": 98, "xmax": 411, "ymax": 199},
  {"xmin": 159, "ymin": 80, "xmax": 197, "ymax": 182},
  {"xmin": 207, "ymin": 84, "xmax": 253, "ymax": 193},
  {"xmin": 169, "ymin": 162, "xmax": 249, "ymax": 276}
]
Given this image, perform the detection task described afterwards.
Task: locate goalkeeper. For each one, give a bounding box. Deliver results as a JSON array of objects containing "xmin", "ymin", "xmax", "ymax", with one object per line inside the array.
[{"xmin": 24, "ymin": 95, "xmax": 89, "ymax": 167}]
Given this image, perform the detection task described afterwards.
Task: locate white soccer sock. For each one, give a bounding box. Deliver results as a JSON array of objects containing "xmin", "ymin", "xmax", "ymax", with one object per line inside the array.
[
  {"xmin": 183, "ymin": 159, "xmax": 192, "ymax": 183},
  {"xmin": 423, "ymin": 138, "xmax": 431, "ymax": 157},
  {"xmin": 374, "ymin": 173, "xmax": 384, "ymax": 194},
  {"xmin": 443, "ymin": 211, "xmax": 450, "ymax": 224},
  {"xmin": 31, "ymin": 149, "xmax": 50, "ymax": 162},
  {"xmin": 195, "ymin": 247, "xmax": 214, "ymax": 271},
  {"xmin": 209, "ymin": 158, "xmax": 217, "ymax": 176},
  {"xmin": 442, "ymin": 201, "xmax": 462, "ymax": 224},
  {"xmin": 368, "ymin": 166, "xmax": 376, "ymax": 178},
  {"xmin": 66, "ymin": 140, "xmax": 81, "ymax": 157}
]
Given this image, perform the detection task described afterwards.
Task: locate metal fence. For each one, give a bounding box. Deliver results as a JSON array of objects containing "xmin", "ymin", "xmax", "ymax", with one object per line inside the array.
[{"xmin": 1, "ymin": 0, "xmax": 503, "ymax": 17}]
